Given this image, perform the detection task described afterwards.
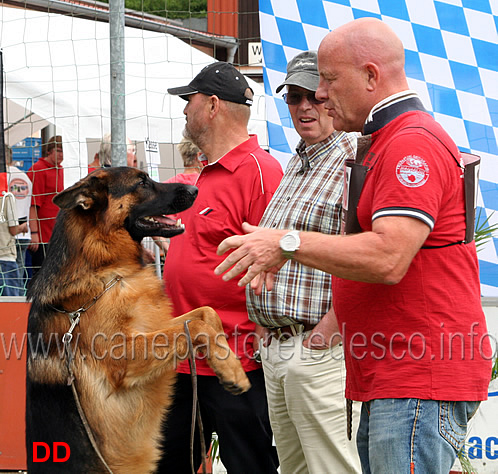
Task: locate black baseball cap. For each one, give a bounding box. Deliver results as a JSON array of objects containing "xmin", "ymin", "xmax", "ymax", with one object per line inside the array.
[{"xmin": 168, "ymin": 62, "xmax": 253, "ymax": 106}]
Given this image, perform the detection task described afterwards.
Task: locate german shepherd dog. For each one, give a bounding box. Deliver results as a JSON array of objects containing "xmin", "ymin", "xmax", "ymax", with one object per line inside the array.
[{"xmin": 25, "ymin": 167, "xmax": 250, "ymax": 473}]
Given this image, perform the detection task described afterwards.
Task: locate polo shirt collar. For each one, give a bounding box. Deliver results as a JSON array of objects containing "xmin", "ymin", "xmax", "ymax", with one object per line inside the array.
[
  {"xmin": 205, "ymin": 135, "xmax": 260, "ymax": 172},
  {"xmin": 363, "ymin": 90, "xmax": 427, "ymax": 135}
]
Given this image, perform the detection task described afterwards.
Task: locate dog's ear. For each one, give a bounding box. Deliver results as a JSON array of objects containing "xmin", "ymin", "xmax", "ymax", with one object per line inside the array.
[{"xmin": 53, "ymin": 176, "xmax": 105, "ymax": 210}]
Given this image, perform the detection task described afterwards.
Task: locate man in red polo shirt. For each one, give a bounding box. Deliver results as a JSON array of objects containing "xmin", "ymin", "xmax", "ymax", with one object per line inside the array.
[
  {"xmin": 157, "ymin": 62, "xmax": 282, "ymax": 474},
  {"xmin": 27, "ymin": 135, "xmax": 64, "ymax": 274}
]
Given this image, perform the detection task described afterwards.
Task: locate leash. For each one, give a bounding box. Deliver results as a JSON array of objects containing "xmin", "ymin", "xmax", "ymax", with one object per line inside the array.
[
  {"xmin": 346, "ymin": 398, "xmax": 353, "ymax": 441},
  {"xmin": 184, "ymin": 320, "xmax": 208, "ymax": 474},
  {"xmin": 58, "ymin": 275, "xmax": 122, "ymax": 474},
  {"xmin": 64, "ymin": 345, "xmax": 114, "ymax": 474}
]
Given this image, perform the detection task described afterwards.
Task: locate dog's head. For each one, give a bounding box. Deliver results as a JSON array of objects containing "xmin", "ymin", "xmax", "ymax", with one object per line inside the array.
[{"xmin": 53, "ymin": 167, "xmax": 198, "ymax": 241}]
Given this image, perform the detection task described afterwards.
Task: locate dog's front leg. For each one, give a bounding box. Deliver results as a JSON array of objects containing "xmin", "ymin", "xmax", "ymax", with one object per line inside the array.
[
  {"xmin": 124, "ymin": 310, "xmax": 251, "ymax": 394},
  {"xmin": 171, "ymin": 306, "xmax": 252, "ymax": 393}
]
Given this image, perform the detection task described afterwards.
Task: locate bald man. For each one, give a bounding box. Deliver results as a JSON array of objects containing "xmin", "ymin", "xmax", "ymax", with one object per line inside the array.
[{"xmin": 215, "ymin": 18, "xmax": 491, "ymax": 474}]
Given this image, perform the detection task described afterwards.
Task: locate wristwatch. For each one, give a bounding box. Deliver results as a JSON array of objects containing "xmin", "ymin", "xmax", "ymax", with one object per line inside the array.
[{"xmin": 279, "ymin": 230, "xmax": 301, "ymax": 260}]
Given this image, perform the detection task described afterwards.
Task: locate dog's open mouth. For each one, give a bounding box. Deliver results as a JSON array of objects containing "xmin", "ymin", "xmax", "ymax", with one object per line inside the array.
[{"xmin": 137, "ymin": 215, "xmax": 185, "ymax": 236}]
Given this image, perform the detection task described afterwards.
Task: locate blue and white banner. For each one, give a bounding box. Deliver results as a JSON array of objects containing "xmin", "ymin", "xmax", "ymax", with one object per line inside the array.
[{"xmin": 259, "ymin": 0, "xmax": 498, "ymax": 297}]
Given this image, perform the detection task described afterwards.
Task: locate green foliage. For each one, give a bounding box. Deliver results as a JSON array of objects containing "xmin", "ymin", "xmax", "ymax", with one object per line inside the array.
[
  {"xmin": 492, "ymin": 355, "xmax": 498, "ymax": 382},
  {"xmin": 101, "ymin": 0, "xmax": 208, "ymax": 20},
  {"xmin": 458, "ymin": 448, "xmax": 478, "ymax": 473},
  {"xmin": 210, "ymin": 434, "xmax": 220, "ymax": 462},
  {"xmin": 475, "ymin": 209, "xmax": 498, "ymax": 252}
]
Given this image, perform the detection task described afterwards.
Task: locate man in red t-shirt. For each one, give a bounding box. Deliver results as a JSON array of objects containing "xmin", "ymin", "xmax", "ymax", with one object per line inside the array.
[
  {"xmin": 27, "ymin": 135, "xmax": 64, "ymax": 274},
  {"xmin": 215, "ymin": 19, "xmax": 491, "ymax": 474},
  {"xmin": 156, "ymin": 62, "xmax": 282, "ymax": 474}
]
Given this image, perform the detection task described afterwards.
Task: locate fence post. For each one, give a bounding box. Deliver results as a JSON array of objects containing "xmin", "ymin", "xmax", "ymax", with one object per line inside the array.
[{"xmin": 109, "ymin": 0, "xmax": 127, "ymax": 167}]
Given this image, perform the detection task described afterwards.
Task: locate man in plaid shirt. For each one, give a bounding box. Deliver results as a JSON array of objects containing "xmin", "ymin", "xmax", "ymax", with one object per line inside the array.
[{"xmin": 246, "ymin": 51, "xmax": 361, "ymax": 473}]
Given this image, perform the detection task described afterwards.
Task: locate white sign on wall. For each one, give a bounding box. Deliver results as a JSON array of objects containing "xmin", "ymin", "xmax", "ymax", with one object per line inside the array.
[
  {"xmin": 145, "ymin": 138, "xmax": 160, "ymax": 181},
  {"xmin": 248, "ymin": 42, "xmax": 262, "ymax": 65}
]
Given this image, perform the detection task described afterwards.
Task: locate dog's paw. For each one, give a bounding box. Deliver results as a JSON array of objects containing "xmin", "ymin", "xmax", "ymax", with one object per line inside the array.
[
  {"xmin": 219, "ymin": 376, "xmax": 251, "ymax": 395},
  {"xmin": 213, "ymin": 366, "xmax": 251, "ymax": 395}
]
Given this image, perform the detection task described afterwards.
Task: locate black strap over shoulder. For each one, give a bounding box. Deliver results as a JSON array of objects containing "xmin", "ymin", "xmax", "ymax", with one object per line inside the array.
[{"xmin": 342, "ymin": 124, "xmax": 479, "ymax": 245}]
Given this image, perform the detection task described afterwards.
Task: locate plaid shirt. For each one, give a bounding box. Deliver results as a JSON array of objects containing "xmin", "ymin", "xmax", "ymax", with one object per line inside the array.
[{"xmin": 246, "ymin": 131, "xmax": 357, "ymax": 328}]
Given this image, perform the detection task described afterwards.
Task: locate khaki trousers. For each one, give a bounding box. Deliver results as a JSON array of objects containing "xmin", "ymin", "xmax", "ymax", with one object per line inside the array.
[{"xmin": 261, "ymin": 334, "xmax": 361, "ymax": 474}]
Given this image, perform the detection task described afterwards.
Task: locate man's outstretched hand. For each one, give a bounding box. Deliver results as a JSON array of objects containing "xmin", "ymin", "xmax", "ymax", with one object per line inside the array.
[{"xmin": 215, "ymin": 222, "xmax": 288, "ymax": 292}]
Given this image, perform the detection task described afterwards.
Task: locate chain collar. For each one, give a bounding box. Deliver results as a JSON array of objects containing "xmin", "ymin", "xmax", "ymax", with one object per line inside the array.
[{"xmin": 48, "ymin": 275, "xmax": 123, "ymax": 345}]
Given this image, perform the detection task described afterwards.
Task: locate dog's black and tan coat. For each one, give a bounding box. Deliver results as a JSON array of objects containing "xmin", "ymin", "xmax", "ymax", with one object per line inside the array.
[{"xmin": 25, "ymin": 167, "xmax": 250, "ymax": 473}]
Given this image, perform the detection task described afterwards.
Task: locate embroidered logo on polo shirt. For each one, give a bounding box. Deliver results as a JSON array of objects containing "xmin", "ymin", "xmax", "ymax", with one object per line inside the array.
[{"xmin": 396, "ymin": 155, "xmax": 429, "ymax": 188}]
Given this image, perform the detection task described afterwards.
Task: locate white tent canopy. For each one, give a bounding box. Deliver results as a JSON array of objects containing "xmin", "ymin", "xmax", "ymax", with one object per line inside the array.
[
  {"xmin": 3, "ymin": 99, "xmax": 50, "ymax": 146},
  {"xmin": 0, "ymin": 5, "xmax": 268, "ymax": 186}
]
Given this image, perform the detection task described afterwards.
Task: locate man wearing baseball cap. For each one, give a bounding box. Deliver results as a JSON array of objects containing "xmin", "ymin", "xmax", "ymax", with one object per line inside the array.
[
  {"xmin": 157, "ymin": 62, "xmax": 282, "ymax": 473},
  {"xmin": 245, "ymin": 51, "xmax": 361, "ymax": 473},
  {"xmin": 167, "ymin": 61, "xmax": 254, "ymax": 106}
]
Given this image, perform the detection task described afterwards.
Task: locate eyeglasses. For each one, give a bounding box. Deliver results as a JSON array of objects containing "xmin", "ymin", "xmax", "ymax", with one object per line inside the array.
[{"xmin": 283, "ymin": 92, "xmax": 324, "ymax": 106}]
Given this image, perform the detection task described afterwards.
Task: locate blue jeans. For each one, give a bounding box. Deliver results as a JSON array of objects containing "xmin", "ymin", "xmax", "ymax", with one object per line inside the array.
[
  {"xmin": 357, "ymin": 398, "xmax": 480, "ymax": 474},
  {"xmin": 0, "ymin": 260, "xmax": 22, "ymax": 296}
]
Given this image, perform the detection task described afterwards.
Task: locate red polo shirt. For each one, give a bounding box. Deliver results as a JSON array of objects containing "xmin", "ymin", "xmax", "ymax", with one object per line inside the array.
[
  {"xmin": 27, "ymin": 158, "xmax": 64, "ymax": 243},
  {"xmin": 333, "ymin": 110, "xmax": 492, "ymax": 402},
  {"xmin": 163, "ymin": 136, "xmax": 283, "ymax": 375}
]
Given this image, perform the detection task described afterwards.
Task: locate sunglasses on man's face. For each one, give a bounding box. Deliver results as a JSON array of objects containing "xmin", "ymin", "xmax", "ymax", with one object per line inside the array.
[{"xmin": 283, "ymin": 92, "xmax": 324, "ymax": 106}]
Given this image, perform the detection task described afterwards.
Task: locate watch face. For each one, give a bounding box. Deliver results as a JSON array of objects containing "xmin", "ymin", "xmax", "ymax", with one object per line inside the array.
[{"xmin": 281, "ymin": 233, "xmax": 298, "ymax": 251}]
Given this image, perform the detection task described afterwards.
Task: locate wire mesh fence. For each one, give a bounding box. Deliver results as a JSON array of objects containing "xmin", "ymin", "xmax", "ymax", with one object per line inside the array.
[{"xmin": 0, "ymin": 0, "xmax": 265, "ymax": 296}]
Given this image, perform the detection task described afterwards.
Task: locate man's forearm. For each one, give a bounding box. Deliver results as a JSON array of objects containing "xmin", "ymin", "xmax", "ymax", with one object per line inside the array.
[
  {"xmin": 216, "ymin": 217, "xmax": 430, "ymax": 287},
  {"xmin": 29, "ymin": 205, "xmax": 39, "ymax": 233},
  {"xmin": 293, "ymin": 216, "xmax": 429, "ymax": 284}
]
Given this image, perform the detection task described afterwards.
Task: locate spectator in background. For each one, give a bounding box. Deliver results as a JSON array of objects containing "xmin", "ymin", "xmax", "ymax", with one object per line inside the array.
[
  {"xmin": 6, "ymin": 145, "xmax": 33, "ymax": 294},
  {"xmin": 0, "ymin": 187, "xmax": 28, "ymax": 296},
  {"xmin": 87, "ymin": 152, "xmax": 100, "ymax": 174},
  {"xmin": 27, "ymin": 135, "xmax": 64, "ymax": 274},
  {"xmin": 157, "ymin": 61, "xmax": 282, "ymax": 474},
  {"xmin": 99, "ymin": 134, "xmax": 137, "ymax": 168},
  {"xmin": 165, "ymin": 137, "xmax": 205, "ymax": 185},
  {"xmin": 126, "ymin": 139, "xmax": 137, "ymax": 167}
]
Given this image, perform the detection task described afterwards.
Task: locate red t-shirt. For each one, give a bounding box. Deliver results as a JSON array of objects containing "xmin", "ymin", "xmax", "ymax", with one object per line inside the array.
[
  {"xmin": 27, "ymin": 158, "xmax": 64, "ymax": 243},
  {"xmin": 164, "ymin": 172, "xmax": 199, "ymax": 186},
  {"xmin": 333, "ymin": 110, "xmax": 492, "ymax": 402},
  {"xmin": 163, "ymin": 136, "xmax": 283, "ymax": 375}
]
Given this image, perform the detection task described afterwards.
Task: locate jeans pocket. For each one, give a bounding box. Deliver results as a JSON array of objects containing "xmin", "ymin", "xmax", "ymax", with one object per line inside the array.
[{"xmin": 439, "ymin": 401, "xmax": 481, "ymax": 451}]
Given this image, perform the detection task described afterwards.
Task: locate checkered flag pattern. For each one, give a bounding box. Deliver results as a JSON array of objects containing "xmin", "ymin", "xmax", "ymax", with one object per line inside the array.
[{"xmin": 259, "ymin": 0, "xmax": 498, "ymax": 297}]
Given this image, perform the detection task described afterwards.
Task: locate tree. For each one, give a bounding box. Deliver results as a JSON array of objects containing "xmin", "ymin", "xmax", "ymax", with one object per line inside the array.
[{"xmin": 102, "ymin": 0, "xmax": 207, "ymax": 20}]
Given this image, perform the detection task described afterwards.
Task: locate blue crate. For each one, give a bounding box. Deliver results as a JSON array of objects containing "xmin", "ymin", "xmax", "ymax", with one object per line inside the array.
[
  {"xmin": 12, "ymin": 158, "xmax": 37, "ymax": 172},
  {"xmin": 20, "ymin": 137, "xmax": 42, "ymax": 147},
  {"xmin": 12, "ymin": 137, "xmax": 42, "ymax": 160}
]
